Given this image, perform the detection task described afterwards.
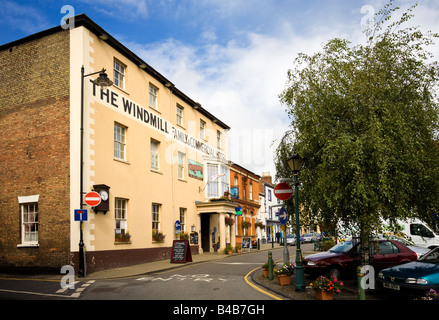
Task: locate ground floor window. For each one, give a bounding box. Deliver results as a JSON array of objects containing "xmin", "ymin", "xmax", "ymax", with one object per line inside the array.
[
  {"xmin": 21, "ymin": 203, "xmax": 38, "ymax": 245},
  {"xmin": 115, "ymin": 198, "xmax": 127, "ymax": 238}
]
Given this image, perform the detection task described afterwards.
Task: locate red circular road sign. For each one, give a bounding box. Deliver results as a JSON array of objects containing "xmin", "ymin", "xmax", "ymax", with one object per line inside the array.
[
  {"xmin": 274, "ymin": 182, "xmax": 294, "ymax": 200},
  {"xmin": 84, "ymin": 191, "xmax": 101, "ymax": 207}
]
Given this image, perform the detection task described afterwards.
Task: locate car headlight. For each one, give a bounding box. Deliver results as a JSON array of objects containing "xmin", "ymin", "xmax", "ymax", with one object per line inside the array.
[
  {"xmin": 307, "ymin": 261, "xmax": 316, "ymax": 266},
  {"xmin": 406, "ymin": 278, "xmax": 428, "ymax": 284}
]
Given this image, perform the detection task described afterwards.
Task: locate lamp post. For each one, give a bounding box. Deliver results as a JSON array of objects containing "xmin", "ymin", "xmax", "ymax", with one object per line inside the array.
[
  {"xmin": 287, "ymin": 153, "xmax": 305, "ymax": 292},
  {"xmin": 79, "ymin": 66, "xmax": 112, "ymax": 277}
]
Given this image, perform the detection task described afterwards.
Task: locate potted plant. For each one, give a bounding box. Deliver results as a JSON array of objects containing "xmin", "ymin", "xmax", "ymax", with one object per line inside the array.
[
  {"xmin": 274, "ymin": 263, "xmax": 295, "ymax": 286},
  {"xmin": 310, "ymin": 275, "xmax": 344, "ymax": 300},
  {"xmin": 115, "ymin": 231, "xmax": 131, "ymax": 243},
  {"xmin": 261, "ymin": 262, "xmax": 277, "ymax": 278},
  {"xmin": 180, "ymin": 232, "xmax": 189, "ymax": 240},
  {"xmin": 152, "ymin": 229, "xmax": 165, "ymax": 242},
  {"xmin": 235, "ymin": 244, "xmax": 241, "ymax": 253},
  {"xmin": 225, "ymin": 244, "xmax": 233, "ymax": 255}
]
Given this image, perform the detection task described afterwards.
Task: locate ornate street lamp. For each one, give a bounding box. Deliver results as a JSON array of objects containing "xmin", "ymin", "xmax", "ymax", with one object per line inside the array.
[
  {"xmin": 79, "ymin": 67, "xmax": 112, "ymax": 277},
  {"xmin": 287, "ymin": 153, "xmax": 305, "ymax": 291}
]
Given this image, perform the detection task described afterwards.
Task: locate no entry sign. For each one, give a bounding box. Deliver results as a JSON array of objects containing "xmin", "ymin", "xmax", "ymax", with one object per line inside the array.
[
  {"xmin": 84, "ymin": 191, "xmax": 101, "ymax": 207},
  {"xmin": 274, "ymin": 182, "xmax": 293, "ymax": 201}
]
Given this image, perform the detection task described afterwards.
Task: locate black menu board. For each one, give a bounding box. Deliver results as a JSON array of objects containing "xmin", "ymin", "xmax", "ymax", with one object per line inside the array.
[{"xmin": 170, "ymin": 240, "xmax": 192, "ymax": 263}]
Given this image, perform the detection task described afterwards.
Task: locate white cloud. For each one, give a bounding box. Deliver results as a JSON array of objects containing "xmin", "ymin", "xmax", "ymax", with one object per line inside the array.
[{"xmin": 125, "ymin": 0, "xmax": 439, "ymax": 178}]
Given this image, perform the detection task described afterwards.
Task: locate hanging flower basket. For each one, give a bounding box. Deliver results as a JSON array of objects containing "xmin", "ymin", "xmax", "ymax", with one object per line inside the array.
[
  {"xmin": 241, "ymin": 221, "xmax": 251, "ymax": 230},
  {"xmin": 225, "ymin": 217, "xmax": 235, "ymax": 227},
  {"xmin": 255, "ymin": 222, "xmax": 265, "ymax": 229}
]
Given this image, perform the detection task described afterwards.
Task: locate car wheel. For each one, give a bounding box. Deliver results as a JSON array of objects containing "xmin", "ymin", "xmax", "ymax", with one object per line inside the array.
[{"xmin": 328, "ymin": 266, "xmax": 342, "ymax": 279}]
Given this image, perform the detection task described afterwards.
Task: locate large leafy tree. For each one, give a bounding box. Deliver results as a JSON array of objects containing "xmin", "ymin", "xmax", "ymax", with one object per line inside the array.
[{"xmin": 277, "ymin": 2, "xmax": 439, "ymax": 267}]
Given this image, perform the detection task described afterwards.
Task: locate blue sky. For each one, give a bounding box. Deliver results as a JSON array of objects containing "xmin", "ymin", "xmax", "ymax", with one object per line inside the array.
[{"xmin": 1, "ymin": 0, "xmax": 439, "ymax": 177}]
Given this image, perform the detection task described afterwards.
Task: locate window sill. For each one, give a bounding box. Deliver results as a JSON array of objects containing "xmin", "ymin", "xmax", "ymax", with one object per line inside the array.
[
  {"xmin": 114, "ymin": 241, "xmax": 131, "ymax": 245},
  {"xmin": 150, "ymin": 169, "xmax": 163, "ymax": 175},
  {"xmin": 149, "ymin": 106, "xmax": 161, "ymax": 114},
  {"xmin": 112, "ymin": 84, "xmax": 130, "ymax": 96},
  {"xmin": 114, "ymin": 157, "xmax": 130, "ymax": 165},
  {"xmin": 17, "ymin": 243, "xmax": 39, "ymax": 248}
]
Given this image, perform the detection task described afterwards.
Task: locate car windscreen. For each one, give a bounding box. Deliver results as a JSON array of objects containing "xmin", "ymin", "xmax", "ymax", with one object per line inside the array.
[
  {"xmin": 329, "ymin": 241, "xmax": 354, "ymax": 254},
  {"xmin": 419, "ymin": 247, "xmax": 439, "ymax": 263}
]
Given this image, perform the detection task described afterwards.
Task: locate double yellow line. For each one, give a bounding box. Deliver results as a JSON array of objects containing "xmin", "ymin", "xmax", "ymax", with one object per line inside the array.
[{"xmin": 244, "ymin": 263, "xmax": 284, "ymax": 301}]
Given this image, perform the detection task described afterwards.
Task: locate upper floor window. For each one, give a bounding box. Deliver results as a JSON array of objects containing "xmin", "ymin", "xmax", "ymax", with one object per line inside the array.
[
  {"xmin": 207, "ymin": 163, "xmax": 229, "ymax": 198},
  {"xmin": 217, "ymin": 130, "xmax": 221, "ymax": 149},
  {"xmin": 113, "ymin": 59, "xmax": 125, "ymax": 89},
  {"xmin": 200, "ymin": 120, "xmax": 206, "ymax": 139},
  {"xmin": 149, "ymin": 84, "xmax": 158, "ymax": 110},
  {"xmin": 176, "ymin": 105, "xmax": 184, "ymax": 126},
  {"xmin": 151, "ymin": 139, "xmax": 160, "ymax": 171},
  {"xmin": 114, "ymin": 122, "xmax": 126, "ymax": 160},
  {"xmin": 178, "ymin": 151, "xmax": 185, "ymax": 179}
]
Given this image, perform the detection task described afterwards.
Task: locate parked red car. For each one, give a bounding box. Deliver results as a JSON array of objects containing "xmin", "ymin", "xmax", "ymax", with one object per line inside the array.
[{"xmin": 304, "ymin": 239, "xmax": 417, "ymax": 279}]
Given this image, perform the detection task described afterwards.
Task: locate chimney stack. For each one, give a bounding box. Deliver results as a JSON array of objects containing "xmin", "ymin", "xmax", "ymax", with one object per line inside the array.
[{"xmin": 261, "ymin": 172, "xmax": 272, "ymax": 184}]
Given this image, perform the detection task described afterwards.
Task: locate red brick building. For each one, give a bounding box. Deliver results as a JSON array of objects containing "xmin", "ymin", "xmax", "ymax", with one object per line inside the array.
[{"xmin": 229, "ymin": 163, "xmax": 260, "ymax": 246}]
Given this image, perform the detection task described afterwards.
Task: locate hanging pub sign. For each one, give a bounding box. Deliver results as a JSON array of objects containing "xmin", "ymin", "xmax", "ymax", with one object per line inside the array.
[
  {"xmin": 188, "ymin": 159, "xmax": 203, "ymax": 180},
  {"xmin": 170, "ymin": 240, "xmax": 192, "ymax": 263}
]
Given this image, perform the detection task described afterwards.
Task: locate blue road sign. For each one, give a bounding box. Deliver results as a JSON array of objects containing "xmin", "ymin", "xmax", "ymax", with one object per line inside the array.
[
  {"xmin": 278, "ymin": 207, "xmax": 288, "ymax": 225},
  {"xmin": 175, "ymin": 220, "xmax": 181, "ymax": 230},
  {"xmin": 74, "ymin": 209, "xmax": 88, "ymax": 222}
]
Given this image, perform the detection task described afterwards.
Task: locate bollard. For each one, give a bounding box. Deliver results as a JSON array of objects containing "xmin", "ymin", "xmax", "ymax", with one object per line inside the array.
[
  {"xmin": 268, "ymin": 251, "xmax": 274, "ymax": 280},
  {"xmin": 357, "ymin": 266, "xmax": 366, "ymax": 300},
  {"xmin": 257, "ymin": 238, "xmax": 260, "ymax": 250}
]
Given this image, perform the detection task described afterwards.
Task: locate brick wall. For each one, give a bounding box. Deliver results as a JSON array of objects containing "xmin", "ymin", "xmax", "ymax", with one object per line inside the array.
[{"xmin": 0, "ymin": 30, "xmax": 71, "ymax": 272}]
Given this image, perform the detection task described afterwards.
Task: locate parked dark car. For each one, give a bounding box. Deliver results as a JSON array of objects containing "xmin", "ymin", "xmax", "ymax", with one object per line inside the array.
[
  {"xmin": 304, "ymin": 239, "xmax": 417, "ymax": 279},
  {"xmin": 377, "ymin": 247, "xmax": 439, "ymax": 296}
]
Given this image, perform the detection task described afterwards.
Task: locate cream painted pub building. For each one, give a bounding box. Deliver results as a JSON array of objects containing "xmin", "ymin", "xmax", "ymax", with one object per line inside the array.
[{"xmin": 0, "ymin": 14, "xmax": 237, "ymax": 273}]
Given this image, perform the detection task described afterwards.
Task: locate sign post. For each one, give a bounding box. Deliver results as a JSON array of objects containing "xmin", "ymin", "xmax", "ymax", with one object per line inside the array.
[{"xmin": 278, "ymin": 206, "xmax": 290, "ymax": 264}]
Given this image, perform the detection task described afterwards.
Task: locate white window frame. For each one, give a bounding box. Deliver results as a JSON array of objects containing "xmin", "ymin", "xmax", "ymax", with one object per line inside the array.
[
  {"xmin": 179, "ymin": 208, "xmax": 186, "ymax": 233},
  {"xmin": 178, "ymin": 151, "xmax": 185, "ymax": 179},
  {"xmin": 113, "ymin": 59, "xmax": 125, "ymax": 90},
  {"xmin": 217, "ymin": 130, "xmax": 221, "ymax": 149},
  {"xmin": 18, "ymin": 196, "xmax": 39, "ymax": 247},
  {"xmin": 152, "ymin": 203, "xmax": 161, "ymax": 231},
  {"xmin": 200, "ymin": 120, "xmax": 206, "ymax": 140},
  {"xmin": 176, "ymin": 105, "xmax": 183, "ymax": 126},
  {"xmin": 114, "ymin": 122, "xmax": 127, "ymax": 160},
  {"xmin": 206, "ymin": 163, "xmax": 229, "ymax": 198},
  {"xmin": 151, "ymin": 139, "xmax": 160, "ymax": 171},
  {"xmin": 115, "ymin": 198, "xmax": 127, "ymax": 235},
  {"xmin": 149, "ymin": 84, "xmax": 158, "ymax": 110}
]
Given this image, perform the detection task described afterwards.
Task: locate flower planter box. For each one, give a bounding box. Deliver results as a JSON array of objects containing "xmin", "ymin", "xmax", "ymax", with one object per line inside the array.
[
  {"xmin": 262, "ymin": 268, "xmax": 268, "ymax": 278},
  {"xmin": 277, "ymin": 274, "xmax": 291, "ymax": 286},
  {"xmin": 315, "ymin": 291, "xmax": 334, "ymax": 300}
]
